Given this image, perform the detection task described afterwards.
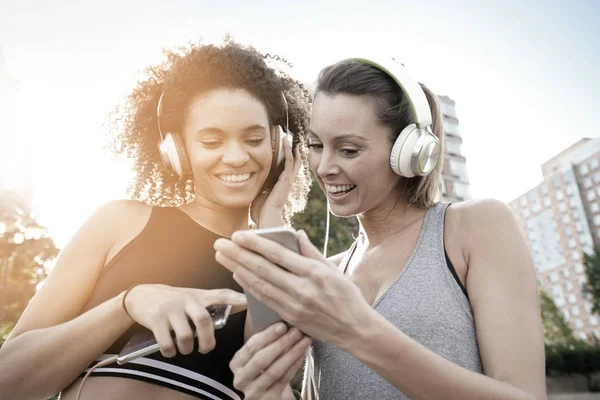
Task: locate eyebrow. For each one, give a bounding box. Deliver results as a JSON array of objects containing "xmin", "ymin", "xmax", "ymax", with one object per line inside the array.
[
  {"xmin": 307, "ymin": 129, "xmax": 369, "ymax": 143},
  {"xmin": 196, "ymin": 124, "xmax": 268, "ymax": 136}
]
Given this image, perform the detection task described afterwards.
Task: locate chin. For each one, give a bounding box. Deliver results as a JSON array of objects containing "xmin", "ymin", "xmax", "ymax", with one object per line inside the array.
[{"xmin": 329, "ymin": 204, "xmax": 359, "ymax": 218}]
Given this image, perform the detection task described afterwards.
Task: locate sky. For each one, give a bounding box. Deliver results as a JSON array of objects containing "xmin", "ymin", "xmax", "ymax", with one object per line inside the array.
[{"xmin": 0, "ymin": 0, "xmax": 599, "ymax": 247}]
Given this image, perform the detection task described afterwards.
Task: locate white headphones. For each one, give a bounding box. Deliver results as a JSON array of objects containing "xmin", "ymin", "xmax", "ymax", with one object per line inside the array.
[
  {"xmin": 351, "ymin": 57, "xmax": 441, "ymax": 178},
  {"xmin": 156, "ymin": 92, "xmax": 291, "ymax": 179}
]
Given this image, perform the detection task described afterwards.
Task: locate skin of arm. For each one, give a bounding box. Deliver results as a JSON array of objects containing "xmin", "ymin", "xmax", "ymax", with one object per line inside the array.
[
  {"xmin": 0, "ymin": 200, "xmax": 144, "ymax": 400},
  {"xmin": 337, "ymin": 199, "xmax": 546, "ymax": 400}
]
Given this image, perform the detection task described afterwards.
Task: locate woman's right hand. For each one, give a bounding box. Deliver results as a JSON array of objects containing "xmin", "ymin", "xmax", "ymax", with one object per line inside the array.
[
  {"xmin": 124, "ymin": 284, "xmax": 247, "ymax": 357},
  {"xmin": 230, "ymin": 322, "xmax": 312, "ymax": 400}
]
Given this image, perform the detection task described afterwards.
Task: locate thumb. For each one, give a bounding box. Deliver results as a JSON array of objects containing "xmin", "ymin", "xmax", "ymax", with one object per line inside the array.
[
  {"xmin": 203, "ymin": 289, "xmax": 248, "ymax": 314},
  {"xmin": 297, "ymin": 230, "xmax": 327, "ymax": 263}
]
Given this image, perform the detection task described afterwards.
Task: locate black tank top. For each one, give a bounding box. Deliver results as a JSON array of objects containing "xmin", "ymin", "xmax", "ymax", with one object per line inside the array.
[{"xmin": 80, "ymin": 206, "xmax": 245, "ymax": 400}]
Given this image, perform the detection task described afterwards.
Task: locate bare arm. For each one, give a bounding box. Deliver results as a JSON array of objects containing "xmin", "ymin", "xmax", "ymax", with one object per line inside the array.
[
  {"xmin": 0, "ymin": 200, "xmax": 146, "ymax": 399},
  {"xmin": 340, "ymin": 199, "xmax": 546, "ymax": 399}
]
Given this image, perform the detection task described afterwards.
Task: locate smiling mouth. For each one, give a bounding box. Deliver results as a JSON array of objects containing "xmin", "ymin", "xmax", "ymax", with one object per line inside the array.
[
  {"xmin": 325, "ymin": 184, "xmax": 357, "ymax": 196},
  {"xmin": 217, "ymin": 173, "xmax": 252, "ymax": 183}
]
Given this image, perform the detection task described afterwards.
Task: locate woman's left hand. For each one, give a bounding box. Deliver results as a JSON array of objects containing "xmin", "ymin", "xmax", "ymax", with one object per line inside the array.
[
  {"xmin": 251, "ymin": 137, "xmax": 303, "ymax": 228},
  {"xmin": 214, "ymin": 229, "xmax": 373, "ymax": 347}
]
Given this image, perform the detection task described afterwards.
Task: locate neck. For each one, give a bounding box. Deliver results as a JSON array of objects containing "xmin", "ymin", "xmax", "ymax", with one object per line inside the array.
[
  {"xmin": 356, "ymin": 195, "xmax": 427, "ymax": 248},
  {"xmin": 179, "ymin": 197, "xmax": 249, "ymax": 238}
]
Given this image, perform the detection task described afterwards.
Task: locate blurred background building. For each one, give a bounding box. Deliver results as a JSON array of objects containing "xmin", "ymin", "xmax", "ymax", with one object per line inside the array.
[
  {"xmin": 439, "ymin": 95, "xmax": 471, "ymax": 202},
  {"xmin": 510, "ymin": 137, "xmax": 600, "ymax": 341}
]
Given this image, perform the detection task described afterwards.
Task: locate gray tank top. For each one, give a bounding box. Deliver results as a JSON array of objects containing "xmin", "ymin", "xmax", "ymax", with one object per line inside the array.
[{"xmin": 312, "ymin": 202, "xmax": 483, "ymax": 399}]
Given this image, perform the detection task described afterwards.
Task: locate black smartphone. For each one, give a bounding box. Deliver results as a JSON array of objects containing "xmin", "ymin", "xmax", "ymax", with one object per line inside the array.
[
  {"xmin": 116, "ymin": 304, "xmax": 232, "ymax": 365},
  {"xmin": 245, "ymin": 227, "xmax": 300, "ymax": 335}
]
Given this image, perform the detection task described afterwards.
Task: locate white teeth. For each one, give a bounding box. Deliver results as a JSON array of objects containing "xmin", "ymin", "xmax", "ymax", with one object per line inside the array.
[
  {"xmin": 218, "ymin": 173, "xmax": 251, "ymax": 183},
  {"xmin": 325, "ymin": 184, "xmax": 356, "ymax": 194}
]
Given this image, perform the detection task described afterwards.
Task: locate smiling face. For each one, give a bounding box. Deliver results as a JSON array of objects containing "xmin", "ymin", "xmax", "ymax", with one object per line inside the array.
[
  {"xmin": 181, "ymin": 88, "xmax": 274, "ymax": 210},
  {"xmin": 308, "ymin": 92, "xmax": 404, "ymax": 217}
]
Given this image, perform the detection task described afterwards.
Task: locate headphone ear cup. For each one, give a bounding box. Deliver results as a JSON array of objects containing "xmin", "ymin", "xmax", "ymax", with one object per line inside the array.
[
  {"xmin": 390, "ymin": 124, "xmax": 418, "ymax": 177},
  {"xmin": 158, "ymin": 133, "xmax": 193, "ymax": 178},
  {"xmin": 170, "ymin": 133, "xmax": 193, "ymax": 178}
]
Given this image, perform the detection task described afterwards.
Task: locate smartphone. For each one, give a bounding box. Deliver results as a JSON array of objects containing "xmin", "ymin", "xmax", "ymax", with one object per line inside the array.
[
  {"xmin": 245, "ymin": 227, "xmax": 300, "ymax": 335},
  {"xmin": 116, "ymin": 304, "xmax": 232, "ymax": 365}
]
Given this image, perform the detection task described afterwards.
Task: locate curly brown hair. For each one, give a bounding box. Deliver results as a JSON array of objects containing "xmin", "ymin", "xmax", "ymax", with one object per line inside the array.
[{"xmin": 106, "ymin": 37, "xmax": 313, "ymax": 222}]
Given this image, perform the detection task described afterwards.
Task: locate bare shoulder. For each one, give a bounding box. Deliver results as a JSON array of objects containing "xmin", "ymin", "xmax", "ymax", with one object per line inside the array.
[
  {"xmin": 446, "ymin": 198, "xmax": 516, "ymax": 234},
  {"xmin": 328, "ymin": 250, "xmax": 349, "ymax": 268},
  {"xmin": 447, "ymin": 199, "xmax": 526, "ymax": 264},
  {"xmin": 94, "ymin": 200, "xmax": 153, "ymax": 264}
]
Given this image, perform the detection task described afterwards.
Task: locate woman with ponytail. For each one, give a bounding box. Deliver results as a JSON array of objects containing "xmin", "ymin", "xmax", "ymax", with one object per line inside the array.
[{"xmin": 215, "ymin": 57, "xmax": 546, "ymax": 400}]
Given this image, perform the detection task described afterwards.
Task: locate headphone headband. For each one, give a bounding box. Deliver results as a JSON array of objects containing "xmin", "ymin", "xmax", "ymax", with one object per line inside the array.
[{"xmin": 350, "ymin": 57, "xmax": 432, "ymax": 129}]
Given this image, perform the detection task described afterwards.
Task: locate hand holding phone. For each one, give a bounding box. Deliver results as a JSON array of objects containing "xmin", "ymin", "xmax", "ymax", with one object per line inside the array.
[
  {"xmin": 116, "ymin": 304, "xmax": 232, "ymax": 365},
  {"xmin": 244, "ymin": 227, "xmax": 300, "ymax": 335}
]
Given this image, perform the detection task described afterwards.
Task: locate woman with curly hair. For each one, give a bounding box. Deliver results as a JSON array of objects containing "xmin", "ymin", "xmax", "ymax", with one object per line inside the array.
[{"xmin": 0, "ymin": 39, "xmax": 313, "ymax": 400}]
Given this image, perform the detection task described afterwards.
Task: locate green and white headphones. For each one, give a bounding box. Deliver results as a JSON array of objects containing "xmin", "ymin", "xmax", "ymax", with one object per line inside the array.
[{"xmin": 351, "ymin": 57, "xmax": 441, "ymax": 178}]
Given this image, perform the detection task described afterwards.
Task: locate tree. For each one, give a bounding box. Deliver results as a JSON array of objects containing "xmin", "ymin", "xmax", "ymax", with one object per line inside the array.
[
  {"xmin": 583, "ymin": 246, "xmax": 600, "ymax": 316},
  {"xmin": 539, "ymin": 289, "xmax": 579, "ymax": 346},
  {"xmin": 0, "ymin": 189, "xmax": 59, "ymax": 346},
  {"xmin": 292, "ymin": 182, "xmax": 359, "ymax": 257}
]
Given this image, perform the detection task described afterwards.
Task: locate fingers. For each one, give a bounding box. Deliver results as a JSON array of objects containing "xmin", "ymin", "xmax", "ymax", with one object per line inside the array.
[
  {"xmin": 230, "ymin": 323, "xmax": 288, "ymax": 370},
  {"xmin": 297, "ymin": 230, "xmax": 330, "ymax": 264},
  {"xmin": 152, "ymin": 323, "xmax": 177, "ymax": 358},
  {"xmin": 201, "ymin": 288, "xmax": 247, "ymax": 314},
  {"xmin": 222, "ymin": 232, "xmax": 315, "ymax": 277},
  {"xmin": 169, "ymin": 313, "xmax": 195, "ymax": 355},
  {"xmin": 231, "ymin": 324, "xmax": 310, "ymax": 397},
  {"xmin": 215, "ymin": 240, "xmax": 298, "ymax": 292}
]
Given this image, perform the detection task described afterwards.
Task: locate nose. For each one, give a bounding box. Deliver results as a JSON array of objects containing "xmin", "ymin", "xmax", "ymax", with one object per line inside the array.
[
  {"xmin": 313, "ymin": 148, "xmax": 340, "ymax": 179},
  {"xmin": 222, "ymin": 140, "xmax": 250, "ymax": 167}
]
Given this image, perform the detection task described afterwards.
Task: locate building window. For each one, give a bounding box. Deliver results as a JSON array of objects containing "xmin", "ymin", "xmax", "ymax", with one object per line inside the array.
[
  {"xmin": 590, "ymin": 316, "xmax": 598, "ymax": 326},
  {"xmin": 571, "ymin": 251, "xmax": 581, "ymax": 261},
  {"xmin": 569, "ymin": 294, "xmax": 577, "ymax": 304},
  {"xmin": 594, "ymin": 215, "xmax": 600, "ymax": 226},
  {"xmin": 556, "ymin": 191, "xmax": 564, "ymax": 201},
  {"xmin": 568, "ymin": 239, "xmax": 577, "ymax": 248},
  {"xmin": 541, "ymin": 184, "xmax": 549, "ymax": 195},
  {"xmin": 454, "ymin": 182, "xmax": 470, "ymax": 200},
  {"xmin": 553, "ymin": 177, "xmax": 561, "ymax": 188},
  {"xmin": 585, "ymin": 302, "xmax": 593, "ymax": 313},
  {"xmin": 544, "ymin": 198, "xmax": 552, "ymax": 208},
  {"xmin": 566, "ymin": 185, "xmax": 574, "ymax": 196},
  {"xmin": 556, "ymin": 298, "xmax": 566, "ymax": 306},
  {"xmin": 579, "ymin": 332, "xmax": 588, "ymax": 341},
  {"xmin": 591, "ymin": 158, "xmax": 599, "ymax": 170},
  {"xmin": 562, "ymin": 268, "xmax": 571, "ymax": 278},
  {"xmin": 523, "ymin": 209, "xmax": 530, "ymax": 218},
  {"xmin": 576, "ymin": 223, "xmax": 583, "ymax": 233},
  {"xmin": 445, "ymin": 140, "xmax": 462, "ymax": 156},
  {"xmin": 562, "ymin": 215, "xmax": 570, "ymax": 224},
  {"xmin": 580, "ymin": 276, "xmax": 588, "ymax": 286},
  {"xmin": 584, "ymin": 177, "xmax": 593, "ymax": 188},
  {"xmin": 588, "ymin": 190, "xmax": 597, "ymax": 201},
  {"xmin": 559, "ymin": 203, "xmax": 567, "ymax": 212},
  {"xmin": 574, "ymin": 263, "xmax": 584, "ymax": 273},
  {"xmin": 574, "ymin": 319, "xmax": 583, "ymax": 329},
  {"xmin": 565, "ymin": 227, "xmax": 573, "ymax": 237},
  {"xmin": 572, "ymin": 306, "xmax": 580, "ymax": 316},
  {"xmin": 580, "ymin": 163, "xmax": 590, "ymax": 175},
  {"xmin": 592, "ymin": 202, "xmax": 600, "ymax": 213},
  {"xmin": 565, "ymin": 280, "xmax": 574, "ymax": 291},
  {"xmin": 593, "ymin": 171, "xmax": 600, "ymax": 183},
  {"xmin": 520, "ymin": 197, "xmax": 528, "ymax": 207},
  {"xmin": 550, "ymin": 273, "xmax": 559, "ymax": 283}
]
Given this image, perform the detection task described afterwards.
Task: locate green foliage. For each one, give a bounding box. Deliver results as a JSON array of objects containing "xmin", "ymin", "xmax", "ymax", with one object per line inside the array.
[
  {"xmin": 292, "ymin": 182, "xmax": 359, "ymax": 257},
  {"xmin": 583, "ymin": 246, "xmax": 600, "ymax": 315},
  {"xmin": 0, "ymin": 189, "xmax": 59, "ymax": 347},
  {"xmin": 546, "ymin": 342, "xmax": 600, "ymax": 376},
  {"xmin": 540, "ymin": 289, "xmax": 579, "ymax": 346}
]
